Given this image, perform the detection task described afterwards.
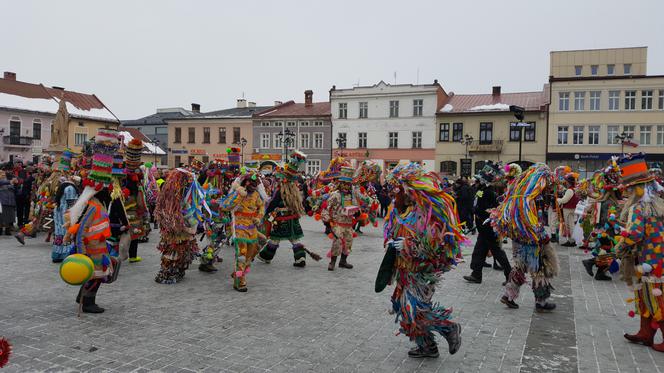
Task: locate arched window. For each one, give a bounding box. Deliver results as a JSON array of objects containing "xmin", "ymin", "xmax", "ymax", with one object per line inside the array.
[{"xmin": 439, "ymin": 161, "xmax": 457, "ymax": 176}]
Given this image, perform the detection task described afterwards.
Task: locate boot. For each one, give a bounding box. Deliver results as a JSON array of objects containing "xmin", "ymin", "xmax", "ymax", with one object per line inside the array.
[
  {"xmin": 535, "ymin": 302, "xmax": 556, "ymax": 312},
  {"xmin": 493, "ymin": 261, "xmax": 503, "ymax": 271},
  {"xmin": 463, "ymin": 274, "xmax": 482, "ymax": 284},
  {"xmin": 233, "ymin": 275, "xmax": 247, "ymax": 292},
  {"xmin": 550, "ymin": 233, "xmax": 558, "ymax": 243},
  {"xmin": 82, "ymin": 296, "xmax": 105, "ymax": 314},
  {"xmin": 653, "ymin": 322, "xmax": 664, "ymax": 352},
  {"xmin": 198, "ymin": 263, "xmax": 218, "ymax": 272},
  {"xmin": 339, "ymin": 254, "xmax": 353, "ymax": 269},
  {"xmin": 441, "ymin": 323, "xmax": 462, "ymax": 355},
  {"xmin": 75, "ymin": 289, "xmax": 82, "ymax": 304},
  {"xmin": 582, "ymin": 258, "xmax": 595, "ymax": 277},
  {"xmin": 408, "ymin": 343, "xmax": 439, "ymax": 358},
  {"xmin": 14, "ymin": 231, "xmax": 25, "ymax": 245},
  {"xmin": 624, "ymin": 316, "xmax": 655, "ymax": 346},
  {"xmin": 328, "ymin": 256, "xmax": 337, "ymax": 271},
  {"xmin": 594, "ymin": 270, "xmax": 611, "ymax": 281}
]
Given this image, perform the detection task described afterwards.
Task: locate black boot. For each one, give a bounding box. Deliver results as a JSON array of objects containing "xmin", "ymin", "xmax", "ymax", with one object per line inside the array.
[
  {"xmin": 582, "ymin": 258, "xmax": 595, "ymax": 277},
  {"xmin": 550, "ymin": 233, "xmax": 558, "ymax": 243},
  {"xmin": 594, "ymin": 270, "xmax": 612, "ymax": 281},
  {"xmin": 75, "ymin": 288, "xmax": 82, "ymax": 304},
  {"xmin": 408, "ymin": 343, "xmax": 439, "ymax": 358},
  {"xmin": 493, "ymin": 261, "xmax": 503, "ymax": 271},
  {"xmin": 328, "ymin": 256, "xmax": 337, "ymax": 271},
  {"xmin": 441, "ymin": 323, "xmax": 462, "ymax": 355},
  {"xmin": 339, "ymin": 254, "xmax": 353, "ymax": 269},
  {"xmin": 82, "ymin": 296, "xmax": 105, "ymax": 314},
  {"xmin": 535, "ymin": 302, "xmax": 556, "ymax": 312},
  {"xmin": 463, "ymin": 274, "xmax": 481, "ymax": 284},
  {"xmin": 198, "ymin": 263, "xmax": 218, "ymax": 272}
]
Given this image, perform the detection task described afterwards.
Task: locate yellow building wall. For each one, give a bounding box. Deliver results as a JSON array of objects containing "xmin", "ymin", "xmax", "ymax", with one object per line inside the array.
[
  {"xmin": 67, "ymin": 119, "xmax": 119, "ymax": 154},
  {"xmin": 167, "ymin": 118, "xmax": 253, "ymax": 167},
  {"xmin": 550, "ymin": 47, "xmax": 647, "ymax": 78}
]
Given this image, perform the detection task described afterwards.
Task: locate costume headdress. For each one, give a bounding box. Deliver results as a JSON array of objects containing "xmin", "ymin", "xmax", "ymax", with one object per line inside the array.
[
  {"xmin": 619, "ymin": 152, "xmax": 654, "ymax": 187},
  {"xmin": 474, "ymin": 161, "xmax": 504, "ymax": 186},
  {"xmin": 58, "ymin": 148, "xmax": 73, "ymax": 172},
  {"xmin": 279, "ymin": 150, "xmax": 307, "ymax": 179},
  {"xmin": 354, "ymin": 160, "xmax": 382, "ymax": 184},
  {"xmin": 337, "ymin": 166, "xmax": 355, "ymax": 183},
  {"xmin": 83, "ymin": 128, "xmax": 120, "ymax": 191},
  {"xmin": 504, "ymin": 163, "xmax": 522, "ymax": 179},
  {"xmin": 227, "ymin": 147, "xmax": 241, "ymax": 169},
  {"xmin": 259, "ymin": 160, "xmax": 278, "ymax": 174},
  {"xmin": 125, "ymin": 138, "xmax": 143, "ymax": 172}
]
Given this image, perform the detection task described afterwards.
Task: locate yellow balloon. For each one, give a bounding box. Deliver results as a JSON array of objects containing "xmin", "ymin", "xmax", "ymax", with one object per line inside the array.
[{"xmin": 59, "ymin": 254, "xmax": 94, "ymax": 285}]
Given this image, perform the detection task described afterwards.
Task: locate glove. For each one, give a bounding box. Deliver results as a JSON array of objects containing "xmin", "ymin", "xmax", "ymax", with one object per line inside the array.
[{"xmin": 387, "ymin": 237, "xmax": 404, "ymax": 251}]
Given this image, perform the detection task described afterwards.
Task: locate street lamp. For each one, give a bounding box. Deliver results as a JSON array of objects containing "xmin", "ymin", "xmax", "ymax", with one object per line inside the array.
[
  {"xmin": 335, "ymin": 133, "xmax": 347, "ymax": 157},
  {"xmin": 152, "ymin": 137, "xmax": 160, "ymax": 166},
  {"xmin": 509, "ymin": 105, "xmax": 528, "ymax": 166},
  {"xmin": 615, "ymin": 131, "xmax": 633, "ymax": 155},
  {"xmin": 459, "ymin": 134, "xmax": 474, "ymax": 177},
  {"xmin": 239, "ymin": 137, "xmax": 247, "ymax": 164},
  {"xmin": 276, "ymin": 128, "xmax": 295, "ymax": 162}
]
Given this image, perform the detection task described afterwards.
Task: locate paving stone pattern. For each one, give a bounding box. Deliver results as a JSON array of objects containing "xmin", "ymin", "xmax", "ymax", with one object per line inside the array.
[{"xmin": 0, "ymin": 218, "xmax": 662, "ymax": 372}]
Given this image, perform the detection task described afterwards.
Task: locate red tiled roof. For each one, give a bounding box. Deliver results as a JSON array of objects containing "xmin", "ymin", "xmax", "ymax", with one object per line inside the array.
[
  {"xmin": 257, "ymin": 101, "xmax": 331, "ymax": 118},
  {"xmin": 45, "ymin": 86, "xmax": 108, "ymax": 112},
  {"xmin": 441, "ymin": 90, "xmax": 547, "ymax": 114},
  {"xmin": 0, "ymin": 78, "xmax": 53, "ymax": 99}
]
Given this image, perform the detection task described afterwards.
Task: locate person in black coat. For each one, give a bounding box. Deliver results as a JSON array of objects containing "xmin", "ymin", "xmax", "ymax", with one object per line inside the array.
[{"xmin": 463, "ymin": 163, "xmax": 512, "ymax": 285}]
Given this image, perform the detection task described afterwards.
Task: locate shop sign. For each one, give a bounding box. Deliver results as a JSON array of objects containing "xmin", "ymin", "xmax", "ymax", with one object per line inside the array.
[{"xmin": 190, "ymin": 149, "xmax": 207, "ymax": 155}]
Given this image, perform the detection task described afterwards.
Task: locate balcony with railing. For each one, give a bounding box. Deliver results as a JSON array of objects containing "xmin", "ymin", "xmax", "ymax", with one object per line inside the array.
[
  {"xmin": 2, "ymin": 135, "xmax": 34, "ymax": 147},
  {"xmin": 468, "ymin": 139, "xmax": 503, "ymax": 152}
]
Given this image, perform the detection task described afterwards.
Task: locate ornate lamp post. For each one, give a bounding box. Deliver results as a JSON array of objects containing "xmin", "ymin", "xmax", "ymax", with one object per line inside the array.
[
  {"xmin": 335, "ymin": 133, "xmax": 347, "ymax": 157},
  {"xmin": 615, "ymin": 131, "xmax": 633, "ymax": 155},
  {"xmin": 152, "ymin": 137, "xmax": 160, "ymax": 166},
  {"xmin": 276, "ymin": 128, "xmax": 295, "ymax": 162}
]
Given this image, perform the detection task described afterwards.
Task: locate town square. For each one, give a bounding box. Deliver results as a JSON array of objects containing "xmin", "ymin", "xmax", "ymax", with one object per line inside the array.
[{"xmin": 1, "ymin": 1, "xmax": 664, "ymax": 372}]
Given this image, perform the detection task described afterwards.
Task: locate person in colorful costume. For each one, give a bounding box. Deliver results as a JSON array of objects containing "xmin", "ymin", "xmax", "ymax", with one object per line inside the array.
[
  {"xmin": 154, "ymin": 168, "xmax": 203, "ymax": 284},
  {"xmin": 352, "ymin": 160, "xmax": 382, "ymax": 233},
  {"xmin": 321, "ymin": 166, "xmax": 368, "ymax": 271},
  {"xmin": 377, "ymin": 163, "xmax": 463, "ymax": 358},
  {"xmin": 14, "ymin": 165, "xmax": 61, "ymax": 245},
  {"xmin": 51, "ymin": 176, "xmax": 80, "ymax": 262},
  {"xmin": 613, "ymin": 153, "xmax": 664, "ymax": 352},
  {"xmin": 463, "ymin": 161, "xmax": 512, "ymax": 285},
  {"xmin": 258, "ymin": 151, "xmax": 319, "ymax": 267},
  {"xmin": 123, "ymin": 138, "xmax": 150, "ymax": 262},
  {"xmin": 493, "ymin": 164, "xmax": 559, "ymax": 311},
  {"xmin": 581, "ymin": 159, "xmax": 623, "ymax": 281},
  {"xmin": 308, "ymin": 156, "xmax": 348, "ymax": 234},
  {"xmin": 64, "ymin": 128, "xmax": 121, "ymax": 314},
  {"xmin": 217, "ymin": 170, "xmax": 266, "ymax": 291}
]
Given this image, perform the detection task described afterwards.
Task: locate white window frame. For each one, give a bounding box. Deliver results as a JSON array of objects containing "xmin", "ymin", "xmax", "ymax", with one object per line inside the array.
[
  {"xmin": 299, "ymin": 121, "xmax": 310, "ymax": 127},
  {"xmin": 359, "ymin": 102, "xmax": 368, "ymax": 119},
  {"xmin": 609, "ymin": 90, "xmax": 620, "ymax": 111},
  {"xmin": 625, "ymin": 91, "xmax": 636, "ymax": 110},
  {"xmin": 591, "ymin": 65, "xmax": 598, "ymax": 75},
  {"xmin": 337, "ymin": 132, "xmax": 347, "ymax": 149},
  {"xmin": 260, "ymin": 133, "xmax": 270, "ymax": 149},
  {"xmin": 314, "ymin": 121, "xmax": 324, "ymax": 126},
  {"xmin": 607, "ymin": 64, "xmax": 615, "ymax": 75},
  {"xmin": 412, "ymin": 131, "xmax": 422, "ymax": 148},
  {"xmin": 559, "ymin": 92, "xmax": 570, "ymax": 111},
  {"xmin": 623, "ymin": 125, "xmax": 635, "ymax": 139},
  {"xmin": 299, "ymin": 132, "xmax": 310, "ymax": 149},
  {"xmin": 286, "ymin": 121, "xmax": 296, "ymax": 127},
  {"xmin": 607, "ymin": 125, "xmax": 620, "ymax": 144},
  {"xmin": 313, "ymin": 132, "xmax": 323, "ymax": 149},
  {"xmin": 389, "ymin": 101, "xmax": 399, "ymax": 118},
  {"xmin": 358, "ymin": 132, "xmax": 367, "ymax": 148},
  {"xmin": 388, "ymin": 132, "xmax": 398, "ymax": 148},
  {"xmin": 574, "ymin": 92, "xmax": 585, "ymax": 111},
  {"xmin": 306, "ymin": 159, "xmax": 321, "ymax": 176},
  {"xmin": 642, "ymin": 90, "xmax": 653, "ymax": 110},
  {"xmin": 657, "ymin": 125, "xmax": 664, "ymax": 145},
  {"xmin": 624, "ymin": 64, "xmax": 632, "ymax": 75},
  {"xmin": 640, "ymin": 125, "xmax": 652, "ymax": 145},
  {"xmin": 557, "ymin": 126, "xmax": 568, "ymax": 145},
  {"xmin": 573, "ymin": 126, "xmax": 584, "ymax": 145},
  {"xmin": 589, "ymin": 91, "xmax": 601, "ymax": 111},
  {"xmin": 338, "ymin": 103, "xmax": 347, "ymax": 119},
  {"xmin": 74, "ymin": 131, "xmax": 88, "ymax": 146},
  {"xmin": 659, "ymin": 90, "xmax": 664, "ymax": 110},
  {"xmin": 574, "ymin": 65, "xmax": 583, "ymax": 76},
  {"xmin": 588, "ymin": 125, "xmax": 600, "ymax": 145},
  {"xmin": 273, "ymin": 133, "xmax": 283, "ymax": 149},
  {"xmin": 261, "ymin": 122, "xmax": 270, "ymax": 127},
  {"xmin": 413, "ymin": 99, "xmax": 423, "ymax": 117}
]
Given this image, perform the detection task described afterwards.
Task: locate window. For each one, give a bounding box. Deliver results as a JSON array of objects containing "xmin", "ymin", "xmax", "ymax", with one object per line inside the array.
[
  {"xmin": 412, "ymin": 131, "xmax": 422, "ymax": 148},
  {"xmin": 337, "ymin": 132, "xmax": 347, "ymax": 149},
  {"xmin": 588, "ymin": 126, "xmax": 600, "ymax": 145},
  {"xmin": 388, "ymin": 132, "xmax": 398, "ymax": 148},
  {"xmin": 286, "ymin": 121, "xmax": 296, "ymax": 127},
  {"xmin": 509, "ymin": 122, "xmax": 536, "ymax": 142},
  {"xmin": 218, "ymin": 127, "xmax": 226, "ymax": 143},
  {"xmin": 74, "ymin": 132, "xmax": 88, "ymax": 146},
  {"xmin": 452, "ymin": 123, "xmax": 463, "ymax": 142},
  {"xmin": 155, "ymin": 126, "xmax": 168, "ymax": 135},
  {"xmin": 359, "ymin": 102, "xmax": 368, "ymax": 118},
  {"xmin": 590, "ymin": 91, "xmax": 601, "ymax": 111},
  {"xmin": 338, "ymin": 103, "xmax": 347, "ymax": 119},
  {"xmin": 607, "ymin": 125, "xmax": 619, "ymax": 144},
  {"xmin": 607, "ymin": 64, "xmax": 615, "ymax": 75},
  {"xmin": 640, "ymin": 125, "xmax": 652, "ymax": 145},
  {"xmin": 479, "ymin": 122, "xmax": 493, "ymax": 144},
  {"xmin": 313, "ymin": 121, "xmax": 324, "ymax": 126},
  {"xmin": 573, "ymin": 126, "xmax": 584, "ymax": 145},
  {"xmin": 261, "ymin": 122, "xmax": 270, "ymax": 127},
  {"xmin": 591, "ymin": 65, "xmax": 598, "ymax": 75},
  {"xmin": 623, "ymin": 125, "xmax": 635, "ymax": 139},
  {"xmin": 306, "ymin": 159, "xmax": 321, "ymax": 175},
  {"xmin": 299, "ymin": 133, "xmax": 310, "ymax": 149},
  {"xmin": 174, "ymin": 127, "xmax": 182, "ymax": 143},
  {"xmin": 609, "ymin": 90, "xmax": 620, "ymax": 111},
  {"xmin": 187, "ymin": 127, "xmax": 195, "ymax": 143},
  {"xmin": 439, "ymin": 161, "xmax": 457, "ymax": 175},
  {"xmin": 313, "ymin": 133, "xmax": 323, "ymax": 149},
  {"xmin": 32, "ymin": 120, "xmax": 41, "ymax": 140},
  {"xmin": 659, "ymin": 90, "xmax": 664, "ymax": 110},
  {"xmin": 624, "ymin": 64, "xmax": 632, "ymax": 75},
  {"xmin": 260, "ymin": 133, "xmax": 270, "ymax": 149},
  {"xmin": 413, "ymin": 99, "xmax": 423, "ymax": 117},
  {"xmin": 559, "ymin": 92, "xmax": 570, "ymax": 111},
  {"xmin": 358, "ymin": 132, "xmax": 367, "ymax": 148},
  {"xmin": 273, "ymin": 134, "xmax": 283, "ymax": 149},
  {"xmin": 174, "ymin": 155, "xmax": 182, "ymax": 167},
  {"xmin": 575, "ymin": 65, "xmax": 583, "ymax": 76},
  {"xmin": 642, "ymin": 90, "xmax": 653, "ymax": 110},
  {"xmin": 233, "ymin": 127, "xmax": 241, "ymax": 144},
  {"xmin": 439, "ymin": 123, "xmax": 449, "ymax": 142},
  {"xmin": 658, "ymin": 125, "xmax": 664, "ymax": 145},
  {"xmin": 557, "ymin": 126, "xmax": 569, "ymax": 145},
  {"xmin": 203, "ymin": 127, "xmax": 210, "ymax": 143},
  {"xmin": 300, "ymin": 121, "xmax": 309, "ymax": 127},
  {"xmin": 389, "ymin": 100, "xmax": 399, "ymax": 117},
  {"xmin": 625, "ymin": 90, "xmax": 636, "ymax": 110},
  {"xmin": 574, "ymin": 92, "xmax": 585, "ymax": 111}
]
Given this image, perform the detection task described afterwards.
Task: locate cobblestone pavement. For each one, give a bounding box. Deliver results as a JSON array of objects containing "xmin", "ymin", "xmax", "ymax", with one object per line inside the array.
[{"xmin": 1, "ymin": 218, "xmax": 662, "ymax": 372}]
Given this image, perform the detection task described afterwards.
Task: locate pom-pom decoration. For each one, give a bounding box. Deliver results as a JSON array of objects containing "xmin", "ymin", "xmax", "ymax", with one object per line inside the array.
[
  {"xmin": 628, "ymin": 310, "xmax": 636, "ymax": 318},
  {"xmin": 59, "ymin": 254, "xmax": 94, "ymax": 285},
  {"xmin": 0, "ymin": 337, "xmax": 11, "ymax": 368},
  {"xmin": 653, "ymin": 288, "xmax": 663, "ymax": 297}
]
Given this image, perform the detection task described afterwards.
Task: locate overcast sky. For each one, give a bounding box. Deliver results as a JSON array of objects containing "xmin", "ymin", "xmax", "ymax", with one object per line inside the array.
[{"xmin": 2, "ymin": 0, "xmax": 663, "ymax": 119}]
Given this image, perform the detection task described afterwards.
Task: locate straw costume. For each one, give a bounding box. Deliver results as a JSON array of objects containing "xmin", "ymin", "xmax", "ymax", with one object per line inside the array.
[
  {"xmin": 614, "ymin": 153, "xmax": 664, "ymax": 353},
  {"xmin": 377, "ymin": 163, "xmax": 464, "ymax": 358},
  {"xmin": 493, "ymin": 164, "xmax": 559, "ymax": 311}
]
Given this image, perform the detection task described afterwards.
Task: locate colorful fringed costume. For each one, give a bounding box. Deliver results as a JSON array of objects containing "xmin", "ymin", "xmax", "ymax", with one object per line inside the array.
[
  {"xmin": 51, "ymin": 180, "xmax": 79, "ymax": 262},
  {"xmin": 154, "ymin": 169, "xmax": 200, "ymax": 284},
  {"xmin": 379, "ymin": 163, "xmax": 464, "ymax": 357},
  {"xmin": 493, "ymin": 164, "xmax": 559, "ymax": 310},
  {"xmin": 615, "ymin": 153, "xmax": 664, "ymax": 352}
]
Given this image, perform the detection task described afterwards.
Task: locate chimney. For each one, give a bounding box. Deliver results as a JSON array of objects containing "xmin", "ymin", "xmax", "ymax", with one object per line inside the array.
[
  {"xmin": 191, "ymin": 103, "xmax": 200, "ymax": 113},
  {"xmin": 492, "ymin": 86, "xmax": 501, "ymax": 96},
  {"xmin": 3, "ymin": 71, "xmax": 16, "ymax": 81},
  {"xmin": 433, "ymin": 79, "xmax": 438, "ymax": 85},
  {"xmin": 274, "ymin": 100, "xmax": 283, "ymax": 106},
  {"xmin": 236, "ymin": 98, "xmax": 247, "ymax": 108},
  {"xmin": 304, "ymin": 90, "xmax": 313, "ymax": 107},
  {"xmin": 248, "ymin": 101, "xmax": 256, "ymax": 108}
]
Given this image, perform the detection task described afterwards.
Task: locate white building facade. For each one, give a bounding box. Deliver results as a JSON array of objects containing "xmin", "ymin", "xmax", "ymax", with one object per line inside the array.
[{"xmin": 330, "ymin": 80, "xmax": 448, "ymax": 172}]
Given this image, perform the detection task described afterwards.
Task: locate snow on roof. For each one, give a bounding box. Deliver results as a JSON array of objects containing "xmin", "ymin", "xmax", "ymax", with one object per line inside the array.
[
  {"xmin": 119, "ymin": 130, "xmax": 165, "ymax": 155},
  {"xmin": 63, "ymin": 101, "xmax": 117, "ymax": 122},
  {"xmin": 0, "ymin": 92, "xmax": 59, "ymax": 114},
  {"xmin": 440, "ymin": 103, "xmax": 453, "ymax": 113},
  {"xmin": 467, "ymin": 103, "xmax": 510, "ymax": 112}
]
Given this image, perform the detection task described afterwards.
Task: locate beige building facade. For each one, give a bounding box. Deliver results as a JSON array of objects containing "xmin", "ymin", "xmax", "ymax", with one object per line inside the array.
[
  {"xmin": 548, "ymin": 47, "xmax": 664, "ymax": 176},
  {"xmin": 435, "ymin": 87, "xmax": 548, "ymax": 177}
]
